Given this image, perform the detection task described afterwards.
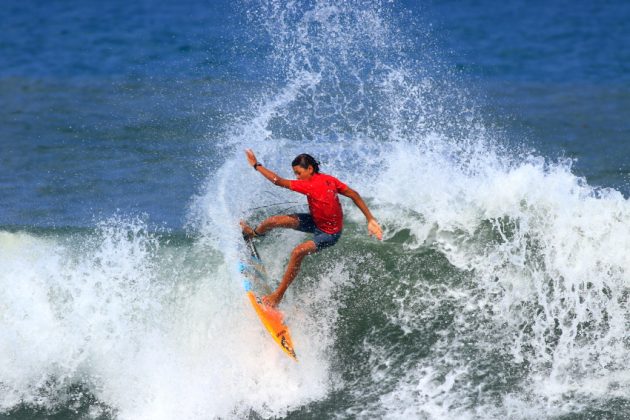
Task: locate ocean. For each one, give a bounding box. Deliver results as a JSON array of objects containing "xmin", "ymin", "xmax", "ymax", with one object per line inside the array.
[{"xmin": 1, "ymin": 0, "xmax": 629, "ymax": 419}]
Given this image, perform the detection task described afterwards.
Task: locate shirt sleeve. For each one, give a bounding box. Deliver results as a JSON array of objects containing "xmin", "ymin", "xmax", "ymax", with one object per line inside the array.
[{"xmin": 333, "ymin": 176, "xmax": 349, "ymax": 193}]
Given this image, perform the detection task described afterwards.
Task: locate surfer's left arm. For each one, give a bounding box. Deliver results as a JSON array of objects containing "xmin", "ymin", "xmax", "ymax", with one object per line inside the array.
[
  {"xmin": 340, "ymin": 187, "xmax": 383, "ymax": 240},
  {"xmin": 245, "ymin": 149, "xmax": 291, "ymax": 189}
]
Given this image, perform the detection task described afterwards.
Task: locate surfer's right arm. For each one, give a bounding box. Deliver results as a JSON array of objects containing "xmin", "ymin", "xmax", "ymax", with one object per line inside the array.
[{"xmin": 245, "ymin": 149, "xmax": 291, "ymax": 189}]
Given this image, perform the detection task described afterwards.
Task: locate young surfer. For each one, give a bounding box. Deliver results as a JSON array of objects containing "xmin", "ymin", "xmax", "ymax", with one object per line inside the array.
[{"xmin": 241, "ymin": 149, "xmax": 383, "ymax": 308}]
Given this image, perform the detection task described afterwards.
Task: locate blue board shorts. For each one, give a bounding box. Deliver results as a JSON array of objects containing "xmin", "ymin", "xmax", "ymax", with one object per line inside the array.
[{"xmin": 293, "ymin": 213, "xmax": 341, "ymax": 251}]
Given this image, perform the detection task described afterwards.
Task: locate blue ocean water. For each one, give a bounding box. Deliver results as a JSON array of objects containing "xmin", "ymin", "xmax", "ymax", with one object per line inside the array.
[
  {"xmin": 1, "ymin": 1, "xmax": 629, "ymax": 419},
  {"xmin": 1, "ymin": 0, "xmax": 252, "ymax": 228},
  {"xmin": 1, "ymin": 0, "xmax": 628, "ymax": 229}
]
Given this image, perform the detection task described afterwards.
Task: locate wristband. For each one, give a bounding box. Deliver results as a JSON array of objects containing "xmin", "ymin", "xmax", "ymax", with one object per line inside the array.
[{"xmin": 253, "ymin": 162, "xmax": 262, "ymax": 171}]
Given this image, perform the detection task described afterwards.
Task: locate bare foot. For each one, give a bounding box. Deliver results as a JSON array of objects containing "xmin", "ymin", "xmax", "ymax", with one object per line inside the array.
[
  {"xmin": 261, "ymin": 294, "xmax": 281, "ymax": 309},
  {"xmin": 240, "ymin": 220, "xmax": 256, "ymax": 240}
]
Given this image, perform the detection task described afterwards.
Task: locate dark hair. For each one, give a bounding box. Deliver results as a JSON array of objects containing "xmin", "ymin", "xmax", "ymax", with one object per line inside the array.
[{"xmin": 292, "ymin": 153, "xmax": 320, "ymax": 173}]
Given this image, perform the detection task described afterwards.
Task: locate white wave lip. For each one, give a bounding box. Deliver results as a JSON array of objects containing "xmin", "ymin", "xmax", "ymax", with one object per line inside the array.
[{"xmin": 369, "ymin": 141, "xmax": 630, "ymax": 418}]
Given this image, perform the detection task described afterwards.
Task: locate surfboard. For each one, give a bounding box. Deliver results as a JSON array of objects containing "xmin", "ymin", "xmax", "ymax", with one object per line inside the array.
[{"xmin": 239, "ymin": 236, "xmax": 297, "ymax": 361}]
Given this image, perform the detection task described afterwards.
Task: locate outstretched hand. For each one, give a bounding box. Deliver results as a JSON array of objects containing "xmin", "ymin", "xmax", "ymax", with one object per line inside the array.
[
  {"xmin": 245, "ymin": 149, "xmax": 257, "ymax": 167},
  {"xmin": 368, "ymin": 219, "xmax": 383, "ymax": 240}
]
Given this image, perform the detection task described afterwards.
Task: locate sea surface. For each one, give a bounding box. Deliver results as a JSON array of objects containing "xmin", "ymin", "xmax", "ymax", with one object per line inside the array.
[{"xmin": 1, "ymin": 1, "xmax": 629, "ymax": 419}]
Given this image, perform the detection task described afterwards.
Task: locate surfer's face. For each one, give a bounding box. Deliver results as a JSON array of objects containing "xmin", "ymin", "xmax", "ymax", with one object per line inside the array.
[{"xmin": 293, "ymin": 165, "xmax": 313, "ymax": 180}]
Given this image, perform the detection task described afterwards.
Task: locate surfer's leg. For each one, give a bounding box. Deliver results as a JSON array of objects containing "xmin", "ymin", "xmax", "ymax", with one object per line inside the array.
[
  {"xmin": 264, "ymin": 240, "xmax": 317, "ymax": 307},
  {"xmin": 243, "ymin": 214, "xmax": 300, "ymax": 238}
]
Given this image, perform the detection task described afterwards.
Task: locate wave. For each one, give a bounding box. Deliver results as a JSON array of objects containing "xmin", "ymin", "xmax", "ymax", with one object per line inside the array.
[
  {"xmin": 190, "ymin": 1, "xmax": 630, "ymax": 418},
  {"xmin": 3, "ymin": 0, "xmax": 630, "ymax": 419}
]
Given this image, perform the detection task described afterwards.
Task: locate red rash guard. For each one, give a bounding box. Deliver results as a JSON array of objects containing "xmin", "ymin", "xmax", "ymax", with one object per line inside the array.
[{"xmin": 290, "ymin": 173, "xmax": 348, "ymax": 234}]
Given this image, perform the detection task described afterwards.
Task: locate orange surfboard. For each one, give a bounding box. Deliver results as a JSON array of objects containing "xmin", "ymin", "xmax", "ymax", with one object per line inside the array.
[{"xmin": 240, "ymin": 237, "xmax": 297, "ymax": 361}]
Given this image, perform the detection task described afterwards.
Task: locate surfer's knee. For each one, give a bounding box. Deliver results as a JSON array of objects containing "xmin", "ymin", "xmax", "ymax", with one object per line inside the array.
[
  {"xmin": 290, "ymin": 246, "xmax": 305, "ymax": 260},
  {"xmin": 291, "ymin": 242, "xmax": 316, "ymax": 259}
]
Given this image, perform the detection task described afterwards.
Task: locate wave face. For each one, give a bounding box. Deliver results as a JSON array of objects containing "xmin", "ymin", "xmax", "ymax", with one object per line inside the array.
[
  {"xmin": 2, "ymin": 1, "xmax": 629, "ymax": 419},
  {"xmin": 191, "ymin": 0, "xmax": 630, "ymax": 418}
]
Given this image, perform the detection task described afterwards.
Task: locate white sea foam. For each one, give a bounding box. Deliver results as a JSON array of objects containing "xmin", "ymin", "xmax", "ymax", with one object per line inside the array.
[
  {"xmin": 354, "ymin": 140, "xmax": 630, "ymax": 418},
  {"xmin": 0, "ymin": 216, "xmax": 339, "ymax": 419}
]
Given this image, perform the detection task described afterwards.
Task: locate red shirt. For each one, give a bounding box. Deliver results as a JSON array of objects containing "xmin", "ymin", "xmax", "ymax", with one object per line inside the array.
[{"xmin": 290, "ymin": 173, "xmax": 348, "ymax": 234}]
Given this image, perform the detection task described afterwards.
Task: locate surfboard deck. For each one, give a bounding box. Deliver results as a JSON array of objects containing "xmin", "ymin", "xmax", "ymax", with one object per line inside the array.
[{"xmin": 239, "ymin": 236, "xmax": 297, "ymax": 361}]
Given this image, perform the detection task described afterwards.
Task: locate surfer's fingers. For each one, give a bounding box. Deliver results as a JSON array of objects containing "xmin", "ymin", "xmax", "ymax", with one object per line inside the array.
[{"xmin": 367, "ymin": 219, "xmax": 383, "ymax": 239}]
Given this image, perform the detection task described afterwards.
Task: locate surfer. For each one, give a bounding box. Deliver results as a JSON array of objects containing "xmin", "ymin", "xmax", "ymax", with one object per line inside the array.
[{"xmin": 241, "ymin": 149, "xmax": 383, "ymax": 308}]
